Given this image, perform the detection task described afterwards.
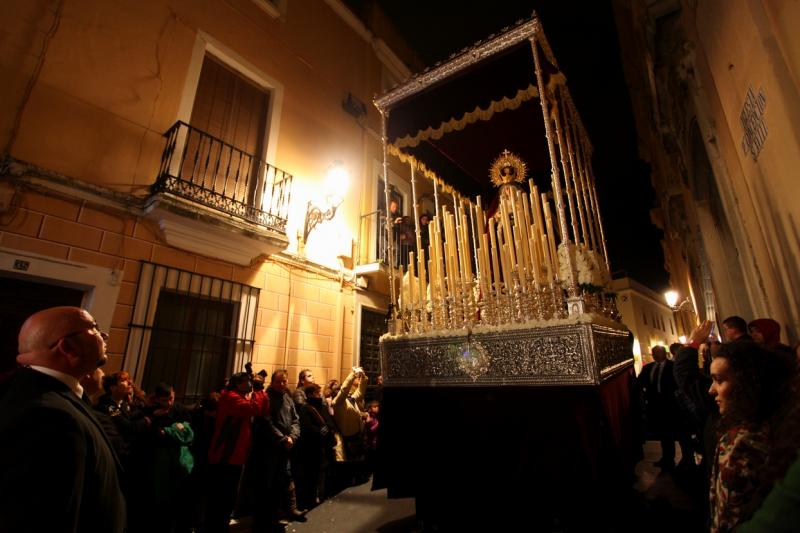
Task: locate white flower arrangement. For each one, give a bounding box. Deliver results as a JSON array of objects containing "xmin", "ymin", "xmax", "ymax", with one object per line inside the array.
[
  {"xmin": 556, "ymin": 243, "xmax": 611, "ymax": 291},
  {"xmin": 557, "ymin": 242, "xmax": 577, "ymax": 288}
]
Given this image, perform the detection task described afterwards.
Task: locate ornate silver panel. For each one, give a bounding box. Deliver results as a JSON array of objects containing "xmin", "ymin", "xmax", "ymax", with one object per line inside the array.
[{"xmin": 380, "ymin": 323, "xmax": 632, "ymax": 387}]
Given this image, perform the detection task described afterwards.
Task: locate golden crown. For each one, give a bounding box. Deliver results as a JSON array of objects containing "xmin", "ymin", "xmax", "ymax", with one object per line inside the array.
[{"xmin": 489, "ymin": 149, "xmax": 527, "ymax": 188}]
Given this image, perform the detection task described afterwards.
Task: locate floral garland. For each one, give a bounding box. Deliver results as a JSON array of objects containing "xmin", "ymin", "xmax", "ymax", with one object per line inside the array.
[{"xmin": 557, "ymin": 243, "xmax": 610, "ymax": 290}]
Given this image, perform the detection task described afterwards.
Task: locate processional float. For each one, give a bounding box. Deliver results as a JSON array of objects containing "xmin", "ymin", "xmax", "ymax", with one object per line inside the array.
[{"xmin": 375, "ymin": 14, "xmax": 633, "ymax": 387}]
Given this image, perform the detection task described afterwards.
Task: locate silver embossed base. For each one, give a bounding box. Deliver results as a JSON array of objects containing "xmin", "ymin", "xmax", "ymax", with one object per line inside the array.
[{"xmin": 380, "ymin": 323, "xmax": 632, "ymax": 387}]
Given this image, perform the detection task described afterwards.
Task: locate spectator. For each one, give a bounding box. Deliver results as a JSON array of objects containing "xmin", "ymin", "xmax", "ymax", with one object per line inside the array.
[
  {"xmin": 363, "ymin": 400, "xmax": 380, "ymax": 476},
  {"xmin": 638, "ymin": 346, "xmax": 680, "ymax": 470},
  {"xmin": 141, "ymin": 383, "xmax": 194, "ymax": 533},
  {"xmin": 332, "ymin": 368, "xmax": 368, "ymax": 485},
  {"xmin": 296, "ymin": 383, "xmax": 337, "ymax": 509},
  {"xmin": 293, "ymin": 368, "xmax": 315, "ymax": 407},
  {"xmin": 0, "ymin": 306, "xmax": 126, "ymax": 532},
  {"xmin": 748, "ymin": 319, "xmax": 792, "ymax": 355},
  {"xmin": 206, "ymin": 372, "xmax": 265, "ymax": 533},
  {"xmin": 264, "ymin": 369, "xmax": 305, "ymax": 527},
  {"xmin": 707, "ymin": 341, "xmax": 790, "ymax": 531},
  {"xmin": 721, "ymin": 316, "xmax": 751, "ymax": 343},
  {"xmin": 97, "ymin": 371, "xmax": 150, "ymax": 447}
]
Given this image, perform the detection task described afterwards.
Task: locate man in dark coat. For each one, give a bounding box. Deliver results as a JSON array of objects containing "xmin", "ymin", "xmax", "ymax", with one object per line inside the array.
[
  {"xmin": 263, "ymin": 369, "xmax": 305, "ymax": 527},
  {"xmin": 637, "ymin": 345, "xmax": 680, "ymax": 470},
  {"xmin": 0, "ymin": 306, "xmax": 126, "ymax": 532}
]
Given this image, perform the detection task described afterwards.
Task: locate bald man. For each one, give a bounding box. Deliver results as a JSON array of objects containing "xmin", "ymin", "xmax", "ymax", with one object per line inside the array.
[{"xmin": 0, "ymin": 307, "xmax": 126, "ymax": 532}]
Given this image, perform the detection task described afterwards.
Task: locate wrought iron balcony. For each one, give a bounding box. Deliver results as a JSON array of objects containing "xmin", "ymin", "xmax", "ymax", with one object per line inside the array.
[{"xmin": 153, "ymin": 121, "xmax": 292, "ymax": 232}]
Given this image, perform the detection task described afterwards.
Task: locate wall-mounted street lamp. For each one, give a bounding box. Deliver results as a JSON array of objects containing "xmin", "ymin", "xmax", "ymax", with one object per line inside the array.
[
  {"xmin": 664, "ymin": 289, "xmax": 693, "ymax": 340},
  {"xmin": 664, "ymin": 290, "xmax": 692, "ymax": 311},
  {"xmin": 299, "ymin": 161, "xmax": 349, "ymax": 254}
]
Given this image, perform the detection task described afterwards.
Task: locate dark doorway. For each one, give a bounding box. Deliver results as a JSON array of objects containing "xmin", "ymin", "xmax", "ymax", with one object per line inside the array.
[
  {"xmin": 0, "ymin": 276, "xmax": 84, "ymax": 377},
  {"xmin": 359, "ymin": 307, "xmax": 387, "ymax": 399},
  {"xmin": 141, "ymin": 290, "xmax": 235, "ymax": 403}
]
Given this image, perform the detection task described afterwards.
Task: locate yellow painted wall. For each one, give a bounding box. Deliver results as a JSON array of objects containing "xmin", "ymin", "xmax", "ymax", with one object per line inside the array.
[
  {"xmin": 0, "ymin": 0, "xmax": 390, "ymax": 266},
  {"xmin": 0, "ymin": 0, "xmax": 399, "ymax": 385},
  {"xmin": 0, "ymin": 186, "xmax": 357, "ymax": 385}
]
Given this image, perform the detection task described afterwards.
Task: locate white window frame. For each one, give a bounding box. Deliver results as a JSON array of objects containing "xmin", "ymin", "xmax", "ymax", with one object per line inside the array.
[
  {"xmin": 0, "ymin": 247, "xmax": 120, "ymax": 334},
  {"xmin": 123, "ymin": 262, "xmax": 259, "ymax": 386},
  {"xmin": 177, "ymin": 31, "xmax": 284, "ymax": 168}
]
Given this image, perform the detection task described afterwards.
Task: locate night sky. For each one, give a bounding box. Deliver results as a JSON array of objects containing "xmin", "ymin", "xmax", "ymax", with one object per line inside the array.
[{"xmin": 368, "ymin": 0, "xmax": 670, "ymax": 291}]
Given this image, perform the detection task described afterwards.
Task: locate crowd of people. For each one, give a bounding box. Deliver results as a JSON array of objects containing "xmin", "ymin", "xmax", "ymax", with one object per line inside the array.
[
  {"xmin": 637, "ymin": 315, "xmax": 800, "ymax": 532},
  {"xmin": 3, "ymin": 305, "xmax": 799, "ymax": 533},
  {"xmin": 0, "ymin": 306, "xmax": 382, "ymax": 533}
]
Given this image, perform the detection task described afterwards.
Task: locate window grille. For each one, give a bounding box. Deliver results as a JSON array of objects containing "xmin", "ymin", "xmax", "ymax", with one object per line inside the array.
[{"xmin": 123, "ymin": 261, "xmax": 259, "ymax": 403}]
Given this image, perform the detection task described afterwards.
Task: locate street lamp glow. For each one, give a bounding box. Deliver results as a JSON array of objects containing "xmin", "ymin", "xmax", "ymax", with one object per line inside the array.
[
  {"xmin": 664, "ymin": 290, "xmax": 679, "ymax": 308},
  {"xmin": 324, "ymin": 161, "xmax": 349, "ymax": 208}
]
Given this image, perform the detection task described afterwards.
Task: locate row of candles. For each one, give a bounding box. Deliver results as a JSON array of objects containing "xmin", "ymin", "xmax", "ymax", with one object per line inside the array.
[{"xmin": 397, "ymin": 179, "xmax": 577, "ymax": 333}]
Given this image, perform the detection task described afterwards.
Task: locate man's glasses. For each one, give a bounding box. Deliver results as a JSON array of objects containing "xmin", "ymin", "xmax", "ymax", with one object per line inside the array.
[{"xmin": 49, "ymin": 323, "xmax": 108, "ymax": 349}]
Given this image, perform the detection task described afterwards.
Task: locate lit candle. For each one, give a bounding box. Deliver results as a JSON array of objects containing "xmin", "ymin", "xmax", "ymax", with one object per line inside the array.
[
  {"xmin": 408, "ymin": 251, "xmax": 417, "ymax": 307},
  {"xmin": 521, "ymin": 192, "xmax": 540, "ymax": 283},
  {"xmin": 418, "ymin": 245, "xmax": 427, "ymax": 313},
  {"xmin": 530, "ymin": 181, "xmax": 546, "ymax": 271},
  {"xmin": 500, "ymin": 196, "xmax": 516, "ymax": 270},
  {"xmin": 541, "ymin": 234, "xmax": 552, "ymax": 281},
  {"xmin": 436, "ymin": 221, "xmax": 446, "ymax": 302},
  {"xmin": 500, "ymin": 242, "xmax": 512, "ymax": 293},
  {"xmin": 428, "ymin": 258, "xmax": 434, "ymax": 302},
  {"xmin": 489, "ymin": 218, "xmax": 501, "ymax": 291},
  {"xmin": 399, "ymin": 265, "xmax": 407, "ymax": 310},
  {"xmin": 544, "ymin": 200, "xmax": 558, "ymax": 280},
  {"xmin": 528, "ymin": 224, "xmax": 541, "ymax": 285},
  {"xmin": 460, "ymin": 212, "xmax": 472, "ymax": 281},
  {"xmin": 480, "ymin": 230, "xmax": 492, "ymax": 291},
  {"xmin": 510, "ymin": 190, "xmax": 530, "ymax": 278}
]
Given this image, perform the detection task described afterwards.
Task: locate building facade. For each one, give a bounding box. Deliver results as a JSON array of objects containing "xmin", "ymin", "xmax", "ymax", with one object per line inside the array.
[
  {"xmin": 0, "ymin": 0, "xmax": 420, "ymax": 399},
  {"xmin": 613, "ymin": 0, "xmax": 799, "ymax": 345},
  {"xmin": 611, "ymin": 276, "xmax": 685, "ymax": 373}
]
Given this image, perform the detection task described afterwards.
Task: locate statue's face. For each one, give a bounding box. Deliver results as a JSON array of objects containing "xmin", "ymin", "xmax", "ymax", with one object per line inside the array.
[{"xmin": 501, "ymin": 165, "xmax": 515, "ymax": 177}]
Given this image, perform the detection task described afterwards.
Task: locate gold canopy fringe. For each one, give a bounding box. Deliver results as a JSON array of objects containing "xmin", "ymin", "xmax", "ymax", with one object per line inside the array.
[
  {"xmin": 393, "ymin": 84, "xmax": 540, "ymax": 149},
  {"xmin": 387, "ymin": 144, "xmax": 460, "ymax": 197}
]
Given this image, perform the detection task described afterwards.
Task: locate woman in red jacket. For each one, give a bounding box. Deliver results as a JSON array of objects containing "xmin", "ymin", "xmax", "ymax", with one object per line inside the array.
[{"xmin": 205, "ymin": 372, "xmax": 267, "ymax": 532}]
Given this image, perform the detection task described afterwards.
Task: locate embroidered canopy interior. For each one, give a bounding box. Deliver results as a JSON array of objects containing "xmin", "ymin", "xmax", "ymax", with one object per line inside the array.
[{"xmin": 375, "ymin": 16, "xmax": 563, "ymax": 199}]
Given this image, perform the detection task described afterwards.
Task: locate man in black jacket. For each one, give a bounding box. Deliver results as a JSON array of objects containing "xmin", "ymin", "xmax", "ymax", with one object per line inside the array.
[
  {"xmin": 638, "ymin": 345, "xmax": 679, "ymax": 470},
  {"xmin": 0, "ymin": 306, "xmax": 126, "ymax": 533}
]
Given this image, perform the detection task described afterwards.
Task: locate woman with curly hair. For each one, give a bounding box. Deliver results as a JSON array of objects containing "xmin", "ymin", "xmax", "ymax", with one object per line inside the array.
[{"xmin": 707, "ymin": 341, "xmax": 792, "ymax": 532}]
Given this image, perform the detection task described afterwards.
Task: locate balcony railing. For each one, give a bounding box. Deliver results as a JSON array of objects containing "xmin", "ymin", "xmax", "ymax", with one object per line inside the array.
[
  {"xmin": 153, "ymin": 121, "xmax": 292, "ymax": 232},
  {"xmin": 356, "ymin": 210, "xmax": 415, "ymax": 270}
]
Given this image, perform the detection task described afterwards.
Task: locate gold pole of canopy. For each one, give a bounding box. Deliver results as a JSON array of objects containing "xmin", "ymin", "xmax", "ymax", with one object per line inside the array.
[
  {"xmin": 380, "ymin": 110, "xmax": 398, "ymax": 322},
  {"xmin": 551, "ymin": 86, "xmax": 580, "ymax": 247},
  {"xmin": 581, "ymin": 137, "xmax": 603, "ymax": 257},
  {"xmin": 560, "ymin": 85, "xmax": 590, "ymax": 251},
  {"xmin": 586, "ymin": 150, "xmax": 611, "ymax": 272},
  {"xmin": 574, "ymin": 118, "xmax": 598, "ymax": 252},
  {"xmin": 530, "ymin": 35, "xmax": 577, "ymax": 296}
]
